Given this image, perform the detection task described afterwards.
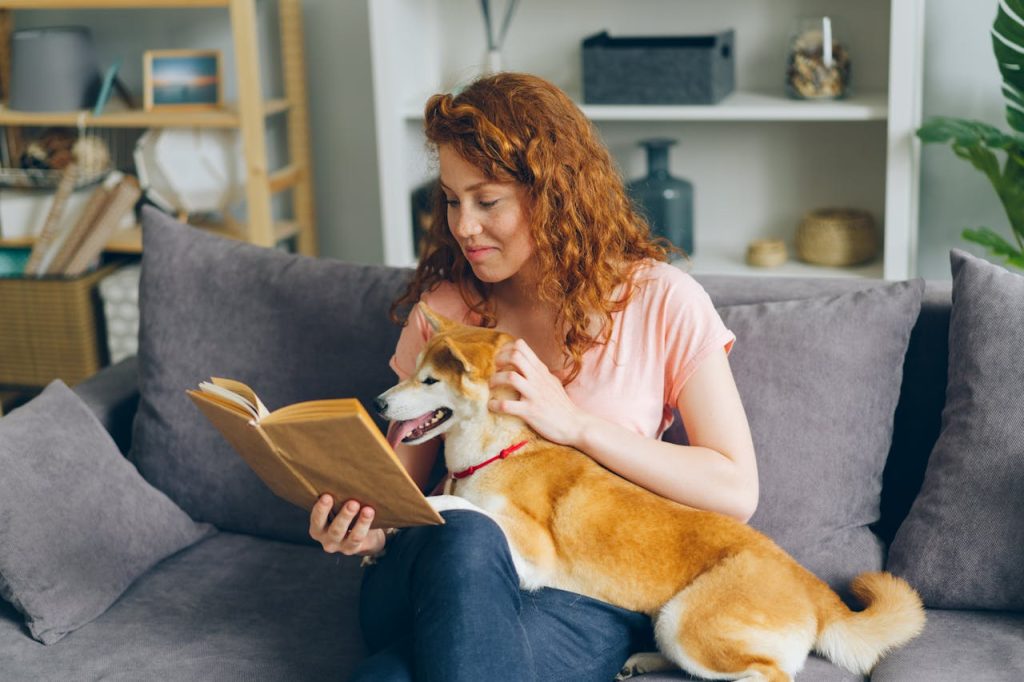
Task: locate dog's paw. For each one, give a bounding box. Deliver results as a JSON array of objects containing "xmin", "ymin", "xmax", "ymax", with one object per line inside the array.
[{"xmin": 615, "ymin": 652, "xmax": 676, "ymax": 680}]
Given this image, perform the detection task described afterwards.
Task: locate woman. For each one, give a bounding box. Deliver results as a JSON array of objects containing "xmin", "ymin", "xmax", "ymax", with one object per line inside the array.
[{"xmin": 310, "ymin": 73, "xmax": 758, "ymax": 681}]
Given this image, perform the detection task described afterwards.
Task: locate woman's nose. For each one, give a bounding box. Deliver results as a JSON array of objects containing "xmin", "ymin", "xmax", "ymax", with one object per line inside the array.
[{"xmin": 450, "ymin": 209, "xmax": 482, "ymax": 239}]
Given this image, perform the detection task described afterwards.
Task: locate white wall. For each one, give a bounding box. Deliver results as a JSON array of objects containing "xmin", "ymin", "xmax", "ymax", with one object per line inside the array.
[{"xmin": 917, "ymin": 0, "xmax": 1008, "ymax": 279}]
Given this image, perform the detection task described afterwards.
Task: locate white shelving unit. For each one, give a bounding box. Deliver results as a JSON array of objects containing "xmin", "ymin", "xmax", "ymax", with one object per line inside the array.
[{"xmin": 369, "ymin": 0, "xmax": 924, "ymax": 279}]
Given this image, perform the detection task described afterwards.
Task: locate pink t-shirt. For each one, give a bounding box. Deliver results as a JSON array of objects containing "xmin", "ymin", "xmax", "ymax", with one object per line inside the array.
[{"xmin": 389, "ymin": 260, "xmax": 735, "ymax": 438}]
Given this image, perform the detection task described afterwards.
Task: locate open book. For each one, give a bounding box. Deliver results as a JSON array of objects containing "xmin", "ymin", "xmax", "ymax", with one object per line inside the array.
[{"xmin": 187, "ymin": 378, "xmax": 443, "ymax": 529}]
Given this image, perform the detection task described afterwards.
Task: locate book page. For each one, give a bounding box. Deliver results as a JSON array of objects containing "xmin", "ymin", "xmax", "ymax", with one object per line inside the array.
[
  {"xmin": 263, "ymin": 398, "xmax": 360, "ymax": 423},
  {"xmin": 197, "ymin": 378, "xmax": 270, "ymax": 421},
  {"xmin": 187, "ymin": 390, "xmax": 317, "ymax": 506}
]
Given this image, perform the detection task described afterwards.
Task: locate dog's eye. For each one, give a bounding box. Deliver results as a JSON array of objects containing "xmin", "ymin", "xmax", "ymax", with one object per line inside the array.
[{"xmin": 421, "ymin": 376, "xmax": 439, "ymax": 385}]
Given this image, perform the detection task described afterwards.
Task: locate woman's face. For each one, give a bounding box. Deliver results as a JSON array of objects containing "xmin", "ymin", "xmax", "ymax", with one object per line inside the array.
[{"xmin": 438, "ymin": 144, "xmax": 535, "ymax": 286}]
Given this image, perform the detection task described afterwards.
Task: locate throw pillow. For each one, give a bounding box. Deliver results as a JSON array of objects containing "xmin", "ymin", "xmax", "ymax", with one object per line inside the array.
[
  {"xmin": 711, "ymin": 279, "xmax": 923, "ymax": 591},
  {"xmin": 888, "ymin": 249, "xmax": 1024, "ymax": 609},
  {"xmin": 131, "ymin": 207, "xmax": 412, "ymax": 544},
  {"xmin": 0, "ymin": 380, "xmax": 214, "ymax": 645}
]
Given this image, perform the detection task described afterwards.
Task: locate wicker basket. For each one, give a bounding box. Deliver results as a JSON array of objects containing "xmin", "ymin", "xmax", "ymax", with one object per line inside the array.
[
  {"xmin": 795, "ymin": 208, "xmax": 879, "ymax": 267},
  {"xmin": 0, "ymin": 263, "xmax": 119, "ymax": 388},
  {"xmin": 746, "ymin": 238, "xmax": 788, "ymax": 267}
]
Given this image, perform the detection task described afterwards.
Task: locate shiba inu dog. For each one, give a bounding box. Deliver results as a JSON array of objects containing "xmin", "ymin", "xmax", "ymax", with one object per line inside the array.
[{"xmin": 374, "ymin": 302, "xmax": 924, "ymax": 682}]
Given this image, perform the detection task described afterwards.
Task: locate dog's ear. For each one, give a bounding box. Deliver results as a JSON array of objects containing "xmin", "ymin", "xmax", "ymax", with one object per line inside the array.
[
  {"xmin": 434, "ymin": 337, "xmax": 474, "ymax": 375},
  {"xmin": 418, "ymin": 302, "xmax": 456, "ymax": 335}
]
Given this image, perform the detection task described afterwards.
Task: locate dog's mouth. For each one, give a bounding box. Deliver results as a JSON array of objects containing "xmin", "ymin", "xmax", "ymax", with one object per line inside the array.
[{"xmin": 387, "ymin": 408, "xmax": 453, "ymax": 448}]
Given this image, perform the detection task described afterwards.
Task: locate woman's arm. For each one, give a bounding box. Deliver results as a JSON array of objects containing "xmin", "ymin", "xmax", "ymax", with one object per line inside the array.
[{"xmin": 490, "ymin": 340, "xmax": 758, "ymax": 522}]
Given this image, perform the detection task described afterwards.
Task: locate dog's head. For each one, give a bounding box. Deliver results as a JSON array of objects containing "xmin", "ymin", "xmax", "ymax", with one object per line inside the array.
[{"xmin": 375, "ymin": 303, "xmax": 515, "ymax": 447}]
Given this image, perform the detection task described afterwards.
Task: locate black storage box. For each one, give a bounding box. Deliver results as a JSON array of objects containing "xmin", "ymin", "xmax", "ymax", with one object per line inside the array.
[{"xmin": 582, "ymin": 30, "xmax": 735, "ymax": 105}]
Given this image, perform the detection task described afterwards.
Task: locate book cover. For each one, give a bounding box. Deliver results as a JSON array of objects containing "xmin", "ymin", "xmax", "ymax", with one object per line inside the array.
[{"xmin": 187, "ymin": 378, "xmax": 444, "ymax": 529}]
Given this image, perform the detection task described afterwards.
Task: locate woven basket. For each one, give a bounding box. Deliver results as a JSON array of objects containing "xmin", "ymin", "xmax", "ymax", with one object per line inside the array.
[
  {"xmin": 746, "ymin": 238, "xmax": 788, "ymax": 267},
  {"xmin": 795, "ymin": 208, "xmax": 879, "ymax": 266},
  {"xmin": 0, "ymin": 263, "xmax": 119, "ymax": 387}
]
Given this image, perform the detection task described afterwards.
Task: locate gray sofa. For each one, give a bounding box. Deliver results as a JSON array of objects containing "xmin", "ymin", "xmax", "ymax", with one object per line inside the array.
[{"xmin": 1, "ymin": 209, "xmax": 1022, "ymax": 681}]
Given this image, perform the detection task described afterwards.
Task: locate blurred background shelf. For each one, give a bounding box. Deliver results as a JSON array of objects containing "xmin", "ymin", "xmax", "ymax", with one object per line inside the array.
[
  {"xmin": 0, "ymin": 0, "xmax": 316, "ymax": 254},
  {"xmin": 0, "ymin": 99, "xmax": 290, "ymax": 128},
  {"xmin": 403, "ymin": 90, "xmax": 891, "ymax": 123},
  {"xmin": 0, "ymin": 218, "xmax": 301, "ymax": 254},
  {"xmin": 373, "ymin": 0, "xmax": 924, "ymax": 279}
]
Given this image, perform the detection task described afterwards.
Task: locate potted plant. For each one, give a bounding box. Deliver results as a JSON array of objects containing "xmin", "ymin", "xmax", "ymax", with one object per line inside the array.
[{"xmin": 917, "ymin": 0, "xmax": 1024, "ymax": 269}]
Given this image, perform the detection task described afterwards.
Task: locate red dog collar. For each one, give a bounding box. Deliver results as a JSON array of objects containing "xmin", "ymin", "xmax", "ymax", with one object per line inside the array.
[{"xmin": 452, "ymin": 441, "xmax": 529, "ymax": 480}]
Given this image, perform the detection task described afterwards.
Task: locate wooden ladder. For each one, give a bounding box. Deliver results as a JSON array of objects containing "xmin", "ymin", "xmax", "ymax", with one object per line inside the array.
[{"xmin": 230, "ymin": 0, "xmax": 317, "ymax": 255}]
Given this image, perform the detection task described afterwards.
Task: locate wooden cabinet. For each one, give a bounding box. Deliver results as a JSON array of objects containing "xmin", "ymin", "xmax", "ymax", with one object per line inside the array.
[
  {"xmin": 369, "ymin": 0, "xmax": 924, "ymax": 279},
  {"xmin": 0, "ymin": 0, "xmax": 317, "ymax": 256}
]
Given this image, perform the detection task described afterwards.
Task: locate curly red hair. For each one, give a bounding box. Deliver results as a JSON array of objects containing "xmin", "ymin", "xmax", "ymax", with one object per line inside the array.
[{"xmin": 393, "ymin": 72, "xmax": 674, "ymax": 384}]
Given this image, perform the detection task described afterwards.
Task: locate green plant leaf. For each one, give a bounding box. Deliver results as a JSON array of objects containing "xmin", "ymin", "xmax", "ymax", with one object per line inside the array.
[
  {"xmin": 993, "ymin": 0, "xmax": 1024, "ymax": 132},
  {"xmin": 917, "ymin": 117, "xmax": 1020, "ymax": 150},
  {"xmin": 962, "ymin": 227, "xmax": 1024, "ymax": 268}
]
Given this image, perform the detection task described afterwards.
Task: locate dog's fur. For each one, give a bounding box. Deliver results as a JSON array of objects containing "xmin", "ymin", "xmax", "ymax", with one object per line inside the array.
[{"xmin": 375, "ymin": 303, "xmax": 925, "ymax": 682}]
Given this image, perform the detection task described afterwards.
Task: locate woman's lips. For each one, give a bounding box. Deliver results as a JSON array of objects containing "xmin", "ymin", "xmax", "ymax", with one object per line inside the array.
[{"xmin": 464, "ymin": 246, "xmax": 496, "ymax": 262}]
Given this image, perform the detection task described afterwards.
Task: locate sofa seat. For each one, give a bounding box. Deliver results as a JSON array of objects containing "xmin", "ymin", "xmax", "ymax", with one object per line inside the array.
[
  {"xmin": 0, "ymin": 532, "xmax": 367, "ymax": 681},
  {"xmin": 870, "ymin": 609, "xmax": 1024, "ymax": 680},
  {"xmin": 634, "ymin": 654, "xmax": 862, "ymax": 681}
]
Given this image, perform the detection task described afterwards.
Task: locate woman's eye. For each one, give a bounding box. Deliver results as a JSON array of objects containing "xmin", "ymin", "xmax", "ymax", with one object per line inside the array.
[
  {"xmin": 422, "ymin": 376, "xmax": 439, "ymax": 385},
  {"xmin": 479, "ymin": 199, "xmax": 498, "ymax": 209},
  {"xmin": 444, "ymin": 197, "xmax": 459, "ymax": 207}
]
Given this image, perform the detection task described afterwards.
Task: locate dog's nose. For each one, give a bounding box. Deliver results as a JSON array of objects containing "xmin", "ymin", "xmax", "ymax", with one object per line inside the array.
[{"xmin": 373, "ymin": 396, "xmax": 388, "ymax": 416}]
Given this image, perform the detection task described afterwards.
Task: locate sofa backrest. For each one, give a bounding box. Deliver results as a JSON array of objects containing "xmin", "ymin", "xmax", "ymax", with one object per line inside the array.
[
  {"xmin": 128, "ymin": 210, "xmax": 951, "ymax": 550},
  {"xmin": 695, "ymin": 275, "xmax": 952, "ymax": 545}
]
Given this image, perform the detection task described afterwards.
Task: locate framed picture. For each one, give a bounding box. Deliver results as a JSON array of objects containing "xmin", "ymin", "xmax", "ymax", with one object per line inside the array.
[{"xmin": 143, "ymin": 49, "xmax": 223, "ymax": 111}]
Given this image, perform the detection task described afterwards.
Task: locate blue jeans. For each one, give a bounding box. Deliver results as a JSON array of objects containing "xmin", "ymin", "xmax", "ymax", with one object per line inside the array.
[{"xmin": 349, "ymin": 510, "xmax": 654, "ymax": 682}]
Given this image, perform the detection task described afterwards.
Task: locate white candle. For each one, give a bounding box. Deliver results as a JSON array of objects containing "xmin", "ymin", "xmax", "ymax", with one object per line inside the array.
[{"xmin": 823, "ymin": 16, "xmax": 833, "ymax": 68}]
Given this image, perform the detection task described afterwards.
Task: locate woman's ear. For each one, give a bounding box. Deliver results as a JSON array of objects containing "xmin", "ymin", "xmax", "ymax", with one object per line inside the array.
[{"xmin": 419, "ymin": 302, "xmax": 456, "ymax": 335}]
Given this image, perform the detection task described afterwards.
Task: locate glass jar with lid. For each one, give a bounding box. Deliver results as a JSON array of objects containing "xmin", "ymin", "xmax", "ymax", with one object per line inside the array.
[{"xmin": 786, "ymin": 16, "xmax": 851, "ymax": 100}]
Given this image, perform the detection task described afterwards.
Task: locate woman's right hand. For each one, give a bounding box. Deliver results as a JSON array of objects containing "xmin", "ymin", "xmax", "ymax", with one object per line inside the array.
[{"xmin": 309, "ymin": 494, "xmax": 387, "ymax": 556}]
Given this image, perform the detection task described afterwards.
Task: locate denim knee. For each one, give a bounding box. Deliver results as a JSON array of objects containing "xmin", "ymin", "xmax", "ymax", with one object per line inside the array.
[{"xmin": 410, "ymin": 510, "xmax": 517, "ymax": 590}]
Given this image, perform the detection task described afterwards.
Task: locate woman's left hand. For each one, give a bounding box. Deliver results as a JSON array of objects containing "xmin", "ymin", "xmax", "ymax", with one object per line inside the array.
[{"xmin": 488, "ymin": 338, "xmax": 587, "ymax": 446}]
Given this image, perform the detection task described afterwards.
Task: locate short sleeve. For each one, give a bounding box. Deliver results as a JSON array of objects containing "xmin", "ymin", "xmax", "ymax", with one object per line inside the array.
[
  {"xmin": 389, "ymin": 304, "xmax": 431, "ymax": 380},
  {"xmin": 658, "ymin": 268, "xmax": 736, "ymax": 407},
  {"xmin": 388, "ymin": 283, "xmax": 477, "ymax": 380}
]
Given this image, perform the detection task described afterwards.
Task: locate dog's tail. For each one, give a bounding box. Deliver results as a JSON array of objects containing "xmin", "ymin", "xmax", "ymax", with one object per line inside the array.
[{"xmin": 814, "ymin": 571, "xmax": 925, "ymax": 675}]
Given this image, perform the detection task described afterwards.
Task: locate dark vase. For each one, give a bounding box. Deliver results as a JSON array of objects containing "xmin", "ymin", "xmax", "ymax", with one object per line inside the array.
[{"xmin": 626, "ymin": 138, "xmax": 694, "ymax": 255}]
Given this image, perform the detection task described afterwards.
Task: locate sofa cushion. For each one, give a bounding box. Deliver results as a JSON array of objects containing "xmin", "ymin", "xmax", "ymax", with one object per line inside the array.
[
  {"xmin": 0, "ymin": 532, "xmax": 367, "ymax": 680},
  {"xmin": 722, "ymin": 281, "xmax": 923, "ymax": 590},
  {"xmin": 131, "ymin": 208, "xmax": 412, "ymax": 544},
  {"xmin": 888, "ymin": 250, "xmax": 1024, "ymax": 609},
  {"xmin": 690, "ymin": 278, "xmax": 952, "ymax": 548},
  {"xmin": 630, "ymin": 653, "xmax": 863, "ymax": 681},
  {"xmin": 0, "ymin": 380, "xmax": 214, "ymax": 645},
  {"xmin": 869, "ymin": 609, "xmax": 1024, "ymax": 681},
  {"xmin": 664, "ymin": 280, "xmax": 924, "ymax": 592}
]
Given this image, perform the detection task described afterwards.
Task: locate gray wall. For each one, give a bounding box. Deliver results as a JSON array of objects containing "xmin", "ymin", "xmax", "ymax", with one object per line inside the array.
[
  {"xmin": 918, "ymin": 0, "xmax": 1008, "ymax": 279},
  {"xmin": 16, "ymin": 1, "xmax": 1013, "ymax": 278}
]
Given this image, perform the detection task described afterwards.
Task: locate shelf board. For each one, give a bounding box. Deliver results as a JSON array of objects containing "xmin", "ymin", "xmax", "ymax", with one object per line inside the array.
[
  {"xmin": 0, "ymin": 99, "xmax": 290, "ymax": 129},
  {"xmin": 0, "ymin": 220, "xmax": 301, "ymax": 255},
  {"xmin": 685, "ymin": 246, "xmax": 884, "ymax": 279},
  {"xmin": 403, "ymin": 90, "xmax": 888, "ymax": 123},
  {"xmin": 0, "ymin": 1, "xmax": 229, "ymax": 7}
]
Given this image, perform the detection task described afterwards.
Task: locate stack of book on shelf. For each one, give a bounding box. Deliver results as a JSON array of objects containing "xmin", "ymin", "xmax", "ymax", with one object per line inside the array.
[{"xmin": 22, "ymin": 168, "xmax": 141, "ymax": 278}]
